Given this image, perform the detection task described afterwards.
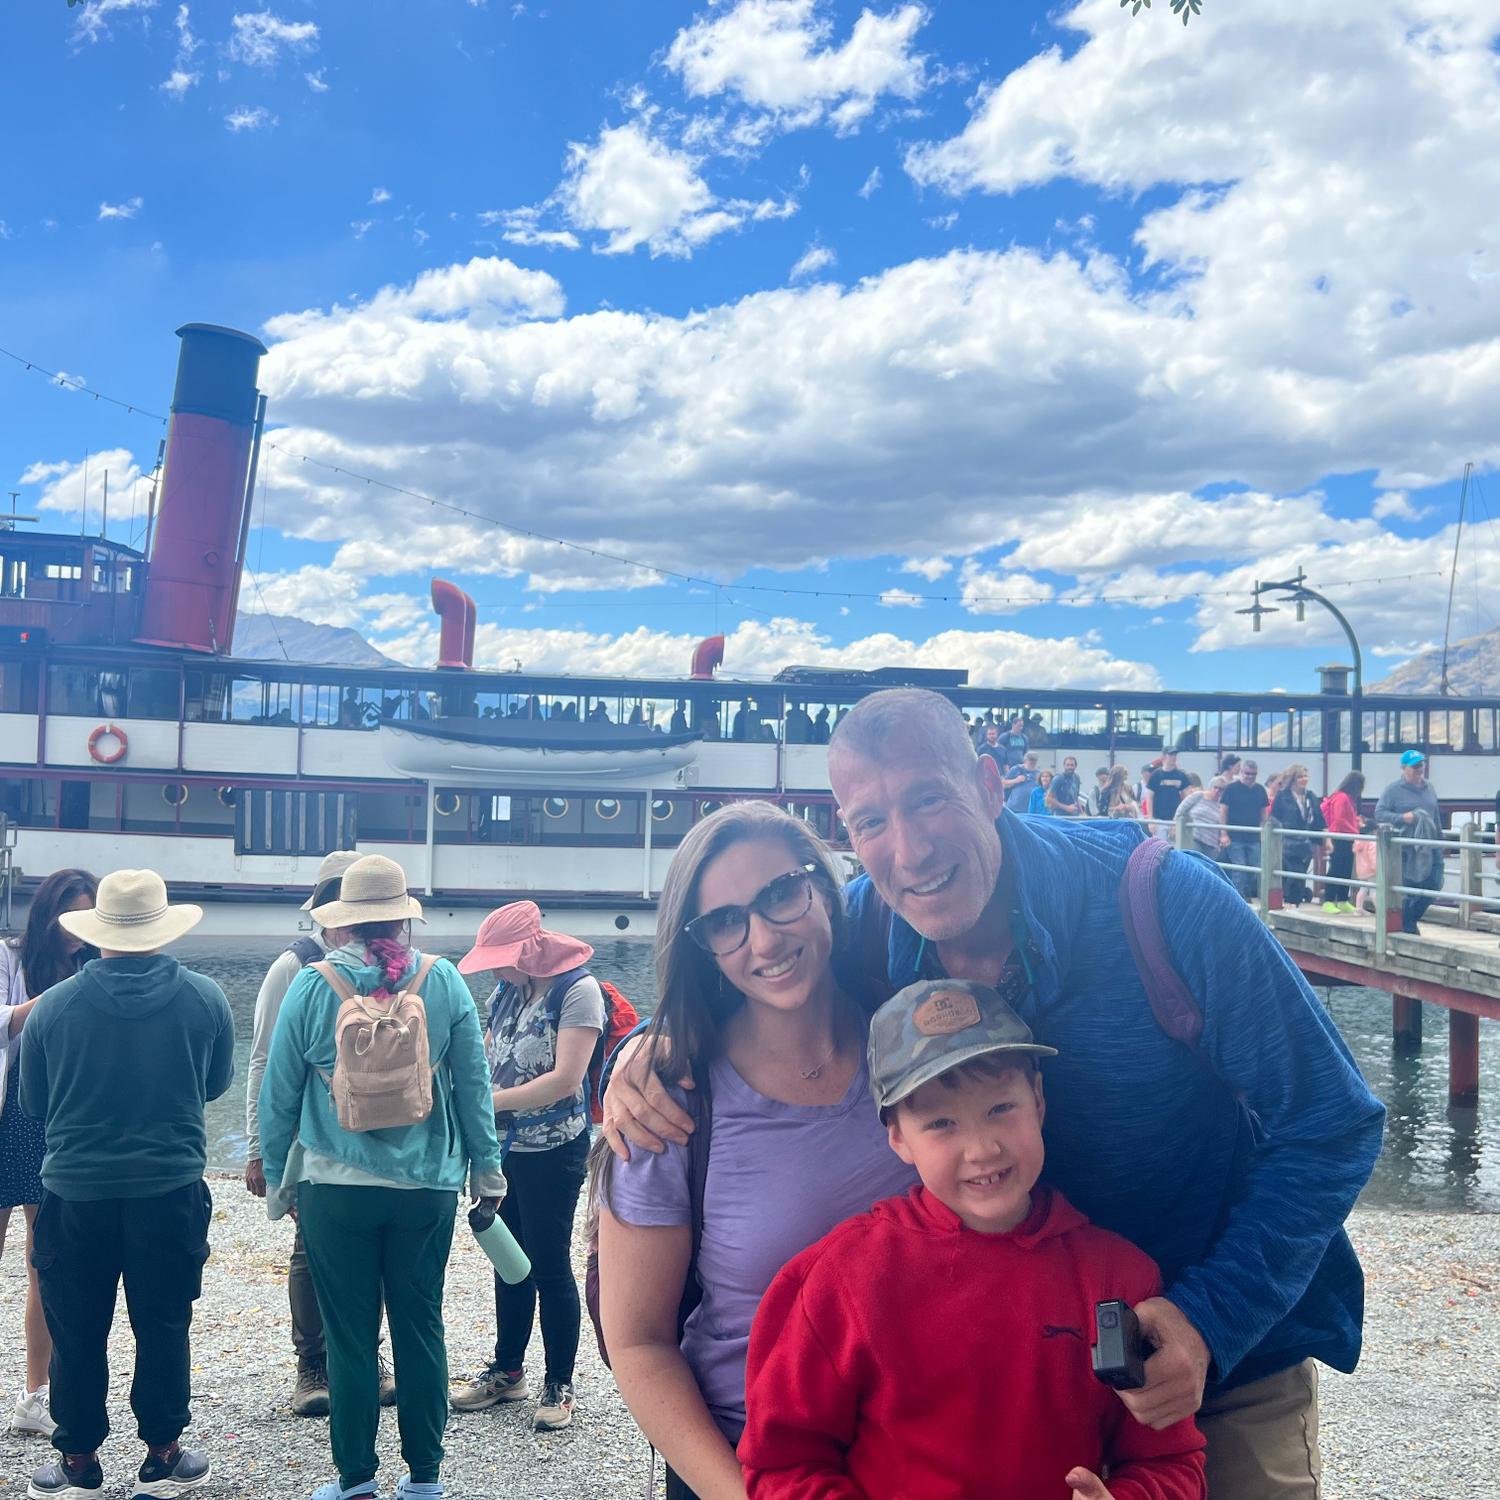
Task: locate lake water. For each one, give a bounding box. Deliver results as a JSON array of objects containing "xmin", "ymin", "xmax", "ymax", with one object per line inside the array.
[{"xmin": 179, "ymin": 934, "xmax": 1500, "ymax": 1215}]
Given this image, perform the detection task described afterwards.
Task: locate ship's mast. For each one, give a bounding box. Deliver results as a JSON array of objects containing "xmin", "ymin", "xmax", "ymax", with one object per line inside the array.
[{"xmin": 1438, "ymin": 460, "xmax": 1473, "ymax": 697}]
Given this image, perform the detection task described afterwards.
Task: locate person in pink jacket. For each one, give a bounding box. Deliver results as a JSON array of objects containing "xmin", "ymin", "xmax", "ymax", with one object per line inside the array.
[{"xmin": 1320, "ymin": 772, "xmax": 1364, "ymax": 913}]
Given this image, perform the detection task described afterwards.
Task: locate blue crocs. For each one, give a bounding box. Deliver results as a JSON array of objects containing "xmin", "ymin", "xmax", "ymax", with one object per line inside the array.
[
  {"xmin": 310, "ymin": 1484, "xmax": 378, "ymax": 1500},
  {"xmin": 394, "ymin": 1480, "xmax": 443, "ymax": 1500}
]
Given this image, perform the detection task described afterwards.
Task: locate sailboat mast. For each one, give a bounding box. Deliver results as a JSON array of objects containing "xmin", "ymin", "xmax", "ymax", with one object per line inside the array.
[{"xmin": 1438, "ymin": 460, "xmax": 1473, "ymax": 697}]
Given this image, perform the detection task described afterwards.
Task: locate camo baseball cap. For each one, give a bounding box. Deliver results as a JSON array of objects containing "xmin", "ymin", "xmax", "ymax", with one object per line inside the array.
[{"xmin": 868, "ymin": 978, "xmax": 1058, "ymax": 1111}]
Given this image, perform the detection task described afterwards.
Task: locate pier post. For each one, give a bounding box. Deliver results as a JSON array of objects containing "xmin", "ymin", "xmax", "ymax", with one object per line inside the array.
[
  {"xmin": 1393, "ymin": 994, "xmax": 1423, "ymax": 1049},
  {"xmin": 1449, "ymin": 1010, "xmax": 1480, "ymax": 1105},
  {"xmin": 1458, "ymin": 822, "xmax": 1480, "ymax": 931},
  {"xmin": 425, "ymin": 780, "xmax": 437, "ymax": 897},
  {"xmin": 1173, "ymin": 807, "xmax": 1190, "ymax": 851},
  {"xmin": 1261, "ymin": 818, "xmax": 1281, "ymax": 919}
]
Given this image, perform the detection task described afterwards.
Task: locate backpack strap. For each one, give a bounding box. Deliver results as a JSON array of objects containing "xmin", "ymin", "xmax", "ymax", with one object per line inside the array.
[
  {"xmin": 398, "ymin": 953, "xmax": 439, "ymax": 998},
  {"xmin": 1118, "ymin": 838, "xmax": 1204, "ymax": 1050},
  {"xmin": 678, "ymin": 1066, "xmax": 714, "ymax": 1340},
  {"xmin": 286, "ymin": 935, "xmax": 324, "ymax": 968},
  {"xmin": 311, "ymin": 960, "xmax": 357, "ymax": 1004}
]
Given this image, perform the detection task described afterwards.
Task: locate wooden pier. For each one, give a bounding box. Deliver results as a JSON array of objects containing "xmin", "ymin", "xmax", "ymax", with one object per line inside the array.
[{"xmin": 1267, "ymin": 905, "xmax": 1498, "ymax": 1104}]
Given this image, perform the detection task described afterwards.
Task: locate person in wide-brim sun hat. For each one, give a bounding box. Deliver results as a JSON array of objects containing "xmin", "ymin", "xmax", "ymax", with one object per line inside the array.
[
  {"xmin": 456, "ymin": 901, "xmax": 593, "ymax": 977},
  {"xmin": 301, "ymin": 849, "xmax": 363, "ymax": 914},
  {"xmin": 308, "ymin": 854, "xmax": 424, "ymax": 930},
  {"xmin": 56, "ymin": 869, "xmax": 201, "ymax": 953}
]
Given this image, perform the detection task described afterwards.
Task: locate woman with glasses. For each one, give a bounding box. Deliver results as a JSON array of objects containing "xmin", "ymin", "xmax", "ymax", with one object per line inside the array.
[
  {"xmin": 595, "ymin": 803, "xmax": 916, "ymax": 1500},
  {"xmin": 447, "ymin": 903, "xmax": 604, "ymax": 1433}
]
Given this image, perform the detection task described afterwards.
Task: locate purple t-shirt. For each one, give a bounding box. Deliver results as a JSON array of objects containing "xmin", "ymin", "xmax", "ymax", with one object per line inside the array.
[{"xmin": 603, "ymin": 1052, "xmax": 917, "ymax": 1436}]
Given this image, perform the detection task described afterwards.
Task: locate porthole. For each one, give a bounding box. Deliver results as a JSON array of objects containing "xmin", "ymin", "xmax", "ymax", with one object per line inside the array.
[
  {"xmin": 434, "ymin": 792, "xmax": 461, "ymax": 817},
  {"xmin": 614, "ymin": 914, "xmax": 630, "ymax": 931},
  {"xmin": 595, "ymin": 798, "xmax": 622, "ymax": 821},
  {"xmin": 699, "ymin": 800, "xmax": 722, "ymax": 819},
  {"xmin": 216, "ymin": 786, "xmax": 238, "ymax": 808},
  {"xmin": 651, "ymin": 797, "xmax": 673, "ymax": 822},
  {"xmin": 162, "ymin": 783, "xmax": 188, "ymax": 807},
  {"xmin": 543, "ymin": 796, "xmax": 570, "ymax": 819}
]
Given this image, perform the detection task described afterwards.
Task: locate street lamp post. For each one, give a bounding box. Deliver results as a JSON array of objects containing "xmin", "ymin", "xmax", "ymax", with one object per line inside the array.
[{"xmin": 1241, "ymin": 569, "xmax": 1363, "ymax": 770}]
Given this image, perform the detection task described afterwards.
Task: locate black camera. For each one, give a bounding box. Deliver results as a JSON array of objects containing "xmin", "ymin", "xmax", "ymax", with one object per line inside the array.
[{"xmin": 1090, "ymin": 1300, "xmax": 1147, "ymax": 1390}]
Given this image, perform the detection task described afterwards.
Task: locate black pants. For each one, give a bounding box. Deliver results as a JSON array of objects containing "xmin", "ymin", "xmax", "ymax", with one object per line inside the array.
[
  {"xmin": 493, "ymin": 1131, "xmax": 588, "ymax": 1383},
  {"xmin": 1402, "ymin": 862, "xmax": 1444, "ymax": 932},
  {"xmin": 1281, "ymin": 845, "xmax": 1313, "ymax": 906},
  {"xmin": 1326, "ymin": 841, "xmax": 1354, "ymax": 902},
  {"xmin": 665, "ymin": 1469, "xmax": 700, "ymax": 1500},
  {"xmin": 32, "ymin": 1181, "xmax": 211, "ymax": 1454}
]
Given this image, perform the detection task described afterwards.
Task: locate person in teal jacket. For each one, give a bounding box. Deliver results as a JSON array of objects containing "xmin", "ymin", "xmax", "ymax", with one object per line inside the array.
[{"xmin": 259, "ymin": 855, "xmax": 505, "ymax": 1500}]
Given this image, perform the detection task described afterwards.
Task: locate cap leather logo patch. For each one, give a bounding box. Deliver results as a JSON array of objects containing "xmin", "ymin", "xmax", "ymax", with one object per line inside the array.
[{"xmin": 913, "ymin": 989, "xmax": 982, "ymax": 1035}]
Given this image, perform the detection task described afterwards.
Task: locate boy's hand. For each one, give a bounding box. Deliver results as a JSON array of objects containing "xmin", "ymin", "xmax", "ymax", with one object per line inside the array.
[
  {"xmin": 245, "ymin": 1158, "xmax": 266, "ymax": 1198},
  {"xmin": 1118, "ymin": 1297, "xmax": 1210, "ymax": 1429},
  {"xmin": 600, "ymin": 1033, "xmax": 696, "ymax": 1160},
  {"xmin": 1066, "ymin": 1468, "xmax": 1115, "ymax": 1499}
]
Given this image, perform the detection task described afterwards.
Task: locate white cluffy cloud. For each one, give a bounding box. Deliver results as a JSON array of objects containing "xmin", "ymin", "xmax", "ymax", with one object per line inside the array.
[
  {"xmin": 229, "ymin": 11, "xmax": 320, "ymax": 68},
  {"xmin": 73, "ymin": 0, "xmax": 158, "ymax": 46},
  {"xmin": 370, "ymin": 187, "xmax": 392, "ymax": 205},
  {"xmin": 790, "ymin": 243, "xmax": 835, "ymax": 280},
  {"xmin": 479, "ymin": 206, "xmax": 581, "ymax": 251},
  {"xmin": 159, "ymin": 4, "xmax": 200, "ymax": 97},
  {"xmin": 20, "ymin": 450, "xmax": 150, "ymax": 521},
  {"xmin": 98, "ymin": 197, "xmax": 144, "ymax": 220},
  {"xmin": 552, "ymin": 119, "xmax": 794, "ymax": 257},
  {"xmin": 225, "ymin": 106, "xmax": 278, "ymax": 131},
  {"xmin": 667, "ymin": 0, "xmax": 930, "ymax": 134}
]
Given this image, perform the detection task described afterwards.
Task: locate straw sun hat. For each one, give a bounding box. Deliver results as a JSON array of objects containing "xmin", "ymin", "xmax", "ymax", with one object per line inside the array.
[
  {"xmin": 309, "ymin": 854, "xmax": 424, "ymax": 928},
  {"xmin": 301, "ymin": 849, "xmax": 362, "ymax": 913},
  {"xmin": 57, "ymin": 870, "xmax": 202, "ymax": 953}
]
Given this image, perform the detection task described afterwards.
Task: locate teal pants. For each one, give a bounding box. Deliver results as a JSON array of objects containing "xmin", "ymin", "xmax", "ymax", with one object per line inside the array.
[{"xmin": 297, "ymin": 1184, "xmax": 457, "ymax": 1489}]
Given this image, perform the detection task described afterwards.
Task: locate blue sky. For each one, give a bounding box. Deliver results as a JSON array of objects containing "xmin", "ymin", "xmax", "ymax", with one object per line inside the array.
[{"xmin": 3, "ymin": 0, "xmax": 1498, "ymax": 691}]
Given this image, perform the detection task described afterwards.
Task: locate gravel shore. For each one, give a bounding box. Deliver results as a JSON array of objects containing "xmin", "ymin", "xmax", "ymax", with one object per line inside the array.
[{"xmin": 1, "ymin": 1185, "xmax": 1492, "ymax": 1500}]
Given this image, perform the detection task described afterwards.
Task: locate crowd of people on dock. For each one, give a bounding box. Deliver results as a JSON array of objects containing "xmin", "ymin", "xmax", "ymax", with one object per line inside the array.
[{"xmin": 0, "ymin": 684, "xmax": 1434, "ymax": 1500}]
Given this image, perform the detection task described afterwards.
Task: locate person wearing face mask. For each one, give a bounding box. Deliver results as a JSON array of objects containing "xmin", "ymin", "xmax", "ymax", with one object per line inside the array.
[
  {"xmin": 447, "ymin": 904, "xmax": 604, "ymax": 1433},
  {"xmin": 595, "ymin": 803, "xmax": 916, "ymax": 1500}
]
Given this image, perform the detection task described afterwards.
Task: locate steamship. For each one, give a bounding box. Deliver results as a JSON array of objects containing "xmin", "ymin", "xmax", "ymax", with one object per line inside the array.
[{"xmin": 4, "ymin": 324, "xmax": 1499, "ymax": 935}]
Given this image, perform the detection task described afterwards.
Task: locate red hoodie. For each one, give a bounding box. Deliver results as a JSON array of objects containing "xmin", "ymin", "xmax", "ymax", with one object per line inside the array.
[{"xmin": 741, "ymin": 1186, "xmax": 1205, "ymax": 1500}]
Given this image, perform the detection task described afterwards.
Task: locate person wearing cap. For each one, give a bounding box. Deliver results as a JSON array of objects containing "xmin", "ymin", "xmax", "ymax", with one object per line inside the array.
[
  {"xmin": 1374, "ymin": 750, "xmax": 1445, "ymax": 932},
  {"xmin": 243, "ymin": 850, "xmax": 372, "ymax": 1418},
  {"xmin": 257, "ymin": 854, "xmax": 505, "ymax": 1500},
  {"xmin": 18, "ymin": 870, "xmax": 233, "ymax": 1500},
  {"xmin": 1177, "ymin": 777, "xmax": 1231, "ymax": 861},
  {"xmin": 448, "ymin": 903, "xmax": 604, "ymax": 1431},
  {"xmin": 605, "ymin": 690, "xmax": 1386, "ymax": 1500},
  {"xmin": 740, "ymin": 979, "xmax": 1206, "ymax": 1500}
]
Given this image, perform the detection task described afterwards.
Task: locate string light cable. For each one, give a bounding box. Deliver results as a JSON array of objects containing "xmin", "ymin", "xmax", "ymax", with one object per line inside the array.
[{"xmin": 0, "ymin": 334, "xmax": 1454, "ymax": 610}]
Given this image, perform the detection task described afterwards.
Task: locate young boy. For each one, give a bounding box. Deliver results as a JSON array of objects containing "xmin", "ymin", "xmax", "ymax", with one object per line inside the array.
[{"xmin": 739, "ymin": 979, "xmax": 1206, "ymax": 1500}]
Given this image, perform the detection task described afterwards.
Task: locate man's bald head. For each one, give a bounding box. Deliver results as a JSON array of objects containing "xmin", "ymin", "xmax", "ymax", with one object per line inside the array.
[{"xmin": 828, "ymin": 688, "xmax": 978, "ymax": 788}]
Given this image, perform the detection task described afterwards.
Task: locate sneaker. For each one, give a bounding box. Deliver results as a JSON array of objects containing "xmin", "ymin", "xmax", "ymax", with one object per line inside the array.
[
  {"xmin": 533, "ymin": 1379, "xmax": 575, "ymax": 1431},
  {"xmin": 11, "ymin": 1385, "xmax": 57, "ymax": 1437},
  {"xmin": 28, "ymin": 1458, "xmax": 102, "ymax": 1500},
  {"xmin": 1337, "ymin": 902, "xmax": 1356, "ymax": 914},
  {"xmin": 291, "ymin": 1359, "xmax": 331, "ymax": 1418},
  {"xmin": 1321, "ymin": 901, "xmax": 1341, "ymax": 913},
  {"xmin": 377, "ymin": 1354, "xmax": 397, "ymax": 1408},
  {"xmin": 449, "ymin": 1362, "xmax": 528, "ymax": 1411},
  {"xmin": 133, "ymin": 1448, "xmax": 211, "ymax": 1499}
]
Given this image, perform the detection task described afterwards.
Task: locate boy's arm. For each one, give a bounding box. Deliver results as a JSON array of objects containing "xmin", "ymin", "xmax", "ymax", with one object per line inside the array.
[{"xmin": 741, "ymin": 1261, "xmax": 866, "ymax": 1500}]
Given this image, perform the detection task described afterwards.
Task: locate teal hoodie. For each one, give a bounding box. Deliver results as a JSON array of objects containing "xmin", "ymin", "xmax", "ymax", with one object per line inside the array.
[
  {"xmin": 19, "ymin": 954, "xmax": 235, "ymax": 1201},
  {"xmin": 258, "ymin": 947, "xmax": 503, "ymax": 1196}
]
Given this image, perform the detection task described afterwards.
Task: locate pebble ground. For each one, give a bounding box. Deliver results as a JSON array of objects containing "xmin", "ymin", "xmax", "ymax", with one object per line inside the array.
[{"xmin": 0, "ymin": 1183, "xmax": 1492, "ymax": 1499}]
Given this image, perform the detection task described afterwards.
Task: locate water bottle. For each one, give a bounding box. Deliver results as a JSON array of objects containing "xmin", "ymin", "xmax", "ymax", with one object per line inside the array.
[{"xmin": 468, "ymin": 1201, "xmax": 531, "ymax": 1284}]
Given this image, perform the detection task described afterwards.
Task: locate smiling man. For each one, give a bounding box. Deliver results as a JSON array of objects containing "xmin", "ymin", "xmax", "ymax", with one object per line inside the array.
[{"xmin": 824, "ymin": 689, "xmax": 1384, "ymax": 1500}]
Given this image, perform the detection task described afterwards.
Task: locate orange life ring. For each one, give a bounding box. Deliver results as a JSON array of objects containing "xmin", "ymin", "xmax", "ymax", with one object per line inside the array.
[{"xmin": 88, "ymin": 723, "xmax": 128, "ymax": 765}]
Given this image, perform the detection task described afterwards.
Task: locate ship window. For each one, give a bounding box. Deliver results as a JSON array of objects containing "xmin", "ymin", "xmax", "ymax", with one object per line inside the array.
[
  {"xmin": 651, "ymin": 797, "xmax": 674, "ymax": 822},
  {"xmin": 543, "ymin": 797, "xmax": 569, "ymax": 819},
  {"xmin": 595, "ymin": 798, "xmax": 621, "ymax": 821},
  {"xmin": 434, "ymin": 792, "xmax": 462, "ymax": 817},
  {"xmin": 43, "ymin": 563, "xmax": 83, "ymax": 581},
  {"xmin": 127, "ymin": 667, "xmax": 179, "ymax": 721},
  {"xmin": 229, "ymin": 675, "xmax": 297, "ymax": 725},
  {"xmin": 162, "ymin": 783, "xmax": 189, "ymax": 807}
]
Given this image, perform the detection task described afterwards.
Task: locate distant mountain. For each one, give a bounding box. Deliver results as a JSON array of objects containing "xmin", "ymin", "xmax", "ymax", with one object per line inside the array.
[
  {"xmin": 232, "ymin": 613, "xmax": 406, "ymax": 669},
  {"xmin": 1371, "ymin": 625, "xmax": 1500, "ymax": 695}
]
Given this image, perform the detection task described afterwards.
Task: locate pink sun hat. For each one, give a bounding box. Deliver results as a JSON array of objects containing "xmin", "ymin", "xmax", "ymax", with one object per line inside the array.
[{"xmin": 458, "ymin": 900, "xmax": 594, "ymax": 977}]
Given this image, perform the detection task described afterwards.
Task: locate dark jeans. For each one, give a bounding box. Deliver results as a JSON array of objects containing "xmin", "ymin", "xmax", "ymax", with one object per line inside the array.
[
  {"xmin": 1281, "ymin": 844, "xmax": 1313, "ymax": 906},
  {"xmin": 1326, "ymin": 842, "xmax": 1354, "ymax": 903},
  {"xmin": 494, "ymin": 1131, "xmax": 588, "ymax": 1383},
  {"xmin": 1402, "ymin": 862, "xmax": 1444, "ymax": 932},
  {"xmin": 1225, "ymin": 837, "xmax": 1261, "ymax": 899},
  {"xmin": 289, "ymin": 1223, "xmax": 325, "ymax": 1361},
  {"xmin": 32, "ymin": 1180, "xmax": 212, "ymax": 1454},
  {"xmin": 665, "ymin": 1469, "xmax": 700, "ymax": 1500},
  {"xmin": 298, "ymin": 1183, "xmax": 456, "ymax": 1490}
]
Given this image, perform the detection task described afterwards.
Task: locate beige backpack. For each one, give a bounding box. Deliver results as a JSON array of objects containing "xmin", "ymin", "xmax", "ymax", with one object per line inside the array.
[{"xmin": 312, "ymin": 956, "xmax": 438, "ymax": 1132}]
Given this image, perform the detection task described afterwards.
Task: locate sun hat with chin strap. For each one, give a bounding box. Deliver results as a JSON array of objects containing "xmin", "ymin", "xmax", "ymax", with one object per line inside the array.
[
  {"xmin": 309, "ymin": 854, "xmax": 424, "ymax": 929},
  {"xmin": 56, "ymin": 869, "xmax": 202, "ymax": 953}
]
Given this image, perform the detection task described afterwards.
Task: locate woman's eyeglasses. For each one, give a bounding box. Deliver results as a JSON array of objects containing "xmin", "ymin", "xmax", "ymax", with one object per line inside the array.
[{"xmin": 685, "ymin": 865, "xmax": 818, "ymax": 957}]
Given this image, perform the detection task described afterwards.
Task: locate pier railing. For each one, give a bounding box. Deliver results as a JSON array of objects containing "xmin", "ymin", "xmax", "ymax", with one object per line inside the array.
[{"xmin": 1147, "ymin": 811, "xmax": 1500, "ymax": 960}]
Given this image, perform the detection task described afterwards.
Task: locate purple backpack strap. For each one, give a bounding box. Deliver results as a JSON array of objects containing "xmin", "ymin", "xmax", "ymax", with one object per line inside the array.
[{"xmin": 1119, "ymin": 838, "xmax": 1204, "ymax": 1050}]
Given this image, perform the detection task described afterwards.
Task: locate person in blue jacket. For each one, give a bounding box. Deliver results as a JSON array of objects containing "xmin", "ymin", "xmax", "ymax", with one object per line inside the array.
[
  {"xmin": 259, "ymin": 855, "xmax": 506, "ymax": 1500},
  {"xmin": 603, "ymin": 689, "xmax": 1385, "ymax": 1500}
]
